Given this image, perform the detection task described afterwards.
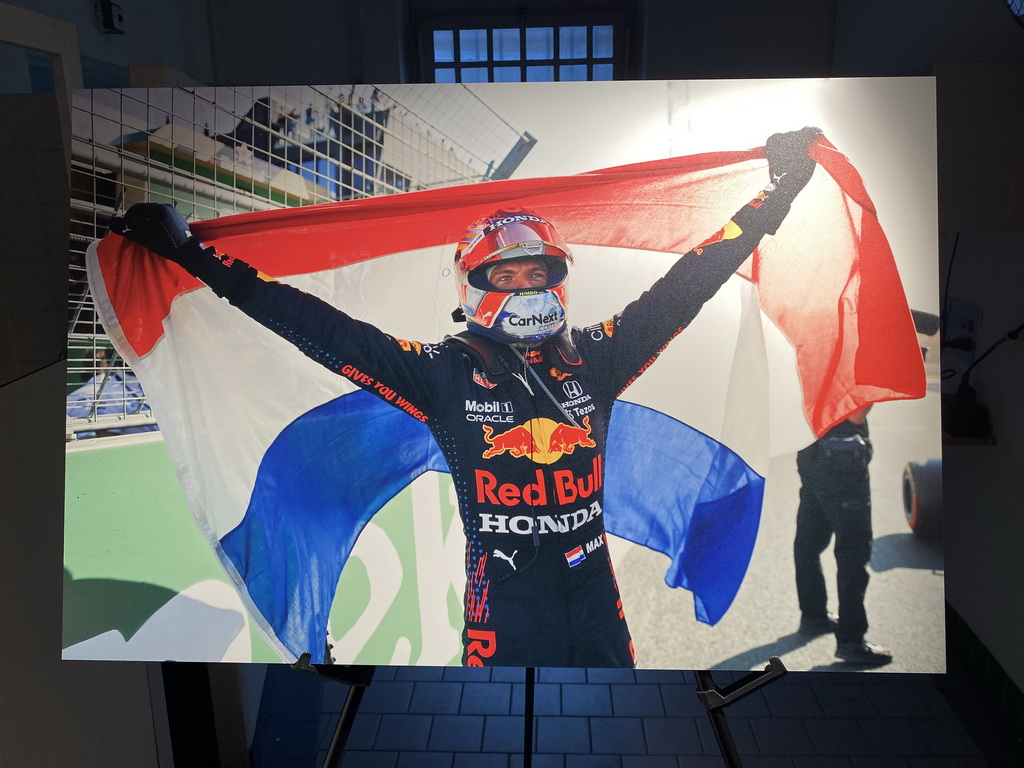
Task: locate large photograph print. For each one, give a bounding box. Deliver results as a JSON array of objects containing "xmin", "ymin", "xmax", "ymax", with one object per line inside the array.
[{"xmin": 64, "ymin": 78, "xmax": 942, "ymax": 671}]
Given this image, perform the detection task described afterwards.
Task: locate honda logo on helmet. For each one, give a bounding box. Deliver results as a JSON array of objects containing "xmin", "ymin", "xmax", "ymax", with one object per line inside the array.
[{"xmin": 483, "ymin": 214, "xmax": 547, "ymax": 234}]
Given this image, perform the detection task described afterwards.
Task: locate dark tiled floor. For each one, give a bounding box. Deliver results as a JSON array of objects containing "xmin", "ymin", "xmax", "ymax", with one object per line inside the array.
[
  {"xmin": 306, "ymin": 666, "xmax": 1023, "ymax": 768},
  {"xmin": 248, "ymin": 609, "xmax": 1024, "ymax": 767}
]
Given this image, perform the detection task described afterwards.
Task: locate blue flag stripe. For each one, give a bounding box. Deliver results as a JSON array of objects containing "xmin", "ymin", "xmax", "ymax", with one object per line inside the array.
[{"xmin": 220, "ymin": 391, "xmax": 761, "ymax": 661}]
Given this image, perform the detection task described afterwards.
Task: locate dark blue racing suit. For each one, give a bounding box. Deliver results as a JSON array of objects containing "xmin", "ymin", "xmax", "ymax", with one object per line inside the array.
[{"xmin": 157, "ymin": 192, "xmax": 787, "ymax": 667}]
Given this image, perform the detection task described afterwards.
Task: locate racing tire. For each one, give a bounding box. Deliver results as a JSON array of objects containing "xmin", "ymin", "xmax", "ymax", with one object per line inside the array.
[{"xmin": 902, "ymin": 460, "xmax": 942, "ymax": 539}]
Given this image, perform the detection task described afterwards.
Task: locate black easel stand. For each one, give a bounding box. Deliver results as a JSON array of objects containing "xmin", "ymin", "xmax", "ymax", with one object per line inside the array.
[
  {"xmin": 695, "ymin": 657, "xmax": 788, "ymax": 768},
  {"xmin": 291, "ymin": 653, "xmax": 376, "ymax": 768},
  {"xmin": 523, "ymin": 667, "xmax": 536, "ymax": 768}
]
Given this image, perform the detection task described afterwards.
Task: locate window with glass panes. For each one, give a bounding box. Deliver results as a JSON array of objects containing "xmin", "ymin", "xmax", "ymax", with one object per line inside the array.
[{"xmin": 427, "ymin": 20, "xmax": 627, "ymax": 83}]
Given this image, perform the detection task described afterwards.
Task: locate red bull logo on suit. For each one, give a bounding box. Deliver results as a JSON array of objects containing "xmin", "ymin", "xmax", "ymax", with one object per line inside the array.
[
  {"xmin": 474, "ymin": 456, "xmax": 603, "ymax": 508},
  {"xmin": 481, "ymin": 416, "xmax": 596, "ymax": 464}
]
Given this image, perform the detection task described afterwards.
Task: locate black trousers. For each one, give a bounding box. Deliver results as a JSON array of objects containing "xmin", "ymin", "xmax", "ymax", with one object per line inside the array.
[
  {"xmin": 461, "ymin": 530, "xmax": 635, "ymax": 668},
  {"xmin": 793, "ymin": 436, "xmax": 873, "ymax": 644}
]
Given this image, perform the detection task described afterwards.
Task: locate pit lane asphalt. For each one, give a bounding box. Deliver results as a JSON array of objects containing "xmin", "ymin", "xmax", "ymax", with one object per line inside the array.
[{"xmin": 613, "ymin": 379, "xmax": 945, "ymax": 674}]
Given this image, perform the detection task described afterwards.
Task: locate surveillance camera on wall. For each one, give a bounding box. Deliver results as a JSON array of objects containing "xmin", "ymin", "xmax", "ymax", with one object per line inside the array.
[{"xmin": 94, "ymin": 0, "xmax": 125, "ymax": 35}]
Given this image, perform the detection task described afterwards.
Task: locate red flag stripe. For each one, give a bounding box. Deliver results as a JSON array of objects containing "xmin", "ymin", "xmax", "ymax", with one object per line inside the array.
[{"xmin": 92, "ymin": 137, "xmax": 925, "ymax": 435}]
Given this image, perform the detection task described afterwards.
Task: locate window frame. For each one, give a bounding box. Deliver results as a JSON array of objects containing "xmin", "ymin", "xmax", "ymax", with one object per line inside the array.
[{"xmin": 408, "ymin": 4, "xmax": 640, "ymax": 84}]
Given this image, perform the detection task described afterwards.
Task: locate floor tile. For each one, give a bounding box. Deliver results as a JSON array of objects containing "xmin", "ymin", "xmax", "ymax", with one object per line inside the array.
[
  {"xmin": 726, "ymin": 690, "xmax": 771, "ymax": 718},
  {"xmin": 864, "ymin": 684, "xmax": 934, "ymax": 719},
  {"xmin": 537, "ymin": 716, "xmax": 591, "ymax": 754},
  {"xmin": 641, "ymin": 717, "xmax": 702, "ymax": 755},
  {"xmin": 484, "ymin": 715, "xmax": 531, "ymax": 754},
  {"xmin": 396, "ymin": 751, "xmax": 453, "ymax": 768},
  {"xmin": 589, "ymin": 717, "xmax": 646, "ymax": 755},
  {"xmin": 588, "ymin": 667, "xmax": 636, "ymax": 684},
  {"xmin": 905, "ymin": 759, "xmax": 989, "ymax": 768},
  {"xmin": 749, "ymin": 717, "xmax": 816, "ymax": 756},
  {"xmin": 491, "ymin": 667, "xmax": 530, "ymax": 683},
  {"xmin": 540, "ymin": 667, "xmax": 589, "ymax": 684},
  {"xmin": 661, "ymin": 684, "xmax": 706, "ymax": 718},
  {"xmin": 910, "ymin": 717, "xmax": 984, "ymax": 757},
  {"xmin": 409, "ymin": 681, "xmax": 463, "ymax": 714},
  {"xmin": 512, "ymin": 682, "xmax": 562, "ymax": 715},
  {"xmin": 857, "ymin": 718, "xmax": 930, "ymax": 757},
  {"xmin": 428, "ymin": 714, "xmax": 485, "ymax": 752},
  {"xmin": 634, "ymin": 670, "xmax": 687, "ymax": 685},
  {"xmin": 443, "ymin": 666, "xmax": 493, "ymax": 682},
  {"xmin": 345, "ymin": 712, "xmax": 380, "ymax": 751},
  {"xmin": 621, "ymin": 756, "xmax": 679, "ymax": 768},
  {"xmin": 803, "ymin": 718, "xmax": 872, "ymax": 756},
  {"xmin": 361, "ymin": 681, "xmax": 414, "ymax": 714},
  {"xmin": 394, "ymin": 666, "xmax": 446, "ymax": 682},
  {"xmin": 453, "ymin": 752, "xmax": 508, "ymax": 768},
  {"xmin": 564, "ymin": 755, "xmax": 621, "ymax": 768},
  {"xmin": 764, "ymin": 684, "xmax": 824, "ymax": 718},
  {"xmin": 611, "ymin": 684, "xmax": 665, "ymax": 717},
  {"xmin": 340, "ymin": 750, "xmax": 399, "ymax": 767},
  {"xmin": 695, "ymin": 715, "xmax": 759, "ymax": 756},
  {"xmin": 509, "ymin": 754, "xmax": 564, "ymax": 768},
  {"xmin": 373, "ymin": 714, "xmax": 433, "ymax": 751},
  {"xmin": 563, "ymin": 683, "xmax": 613, "ymax": 716},
  {"xmin": 812, "ymin": 684, "xmax": 878, "ymax": 719},
  {"xmin": 461, "ymin": 681, "xmax": 512, "ymax": 715}
]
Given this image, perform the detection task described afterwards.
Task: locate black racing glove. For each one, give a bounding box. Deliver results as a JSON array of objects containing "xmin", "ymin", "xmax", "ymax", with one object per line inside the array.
[
  {"xmin": 732, "ymin": 126, "xmax": 821, "ymax": 236},
  {"xmin": 108, "ymin": 203, "xmax": 204, "ymax": 266},
  {"xmin": 108, "ymin": 203, "xmax": 258, "ymax": 301},
  {"xmin": 766, "ymin": 126, "xmax": 821, "ymax": 199}
]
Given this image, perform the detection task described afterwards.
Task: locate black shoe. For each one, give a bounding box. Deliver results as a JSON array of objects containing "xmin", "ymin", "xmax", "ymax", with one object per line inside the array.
[
  {"xmin": 835, "ymin": 641, "xmax": 893, "ymax": 667},
  {"xmin": 798, "ymin": 613, "xmax": 839, "ymax": 636}
]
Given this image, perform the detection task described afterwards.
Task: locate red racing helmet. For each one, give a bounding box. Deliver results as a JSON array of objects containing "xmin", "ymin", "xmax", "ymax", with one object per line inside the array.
[{"xmin": 454, "ymin": 208, "xmax": 573, "ymax": 343}]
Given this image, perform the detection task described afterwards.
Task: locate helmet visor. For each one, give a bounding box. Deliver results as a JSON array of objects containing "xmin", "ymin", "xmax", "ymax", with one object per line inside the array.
[{"xmin": 469, "ymin": 254, "xmax": 569, "ymax": 293}]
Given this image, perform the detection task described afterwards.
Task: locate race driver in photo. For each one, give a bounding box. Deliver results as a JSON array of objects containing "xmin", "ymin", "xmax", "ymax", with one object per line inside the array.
[{"xmin": 111, "ymin": 128, "xmax": 820, "ymax": 668}]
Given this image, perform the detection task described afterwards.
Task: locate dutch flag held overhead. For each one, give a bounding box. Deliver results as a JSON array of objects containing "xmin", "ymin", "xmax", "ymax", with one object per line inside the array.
[{"xmin": 87, "ymin": 137, "xmax": 925, "ymax": 664}]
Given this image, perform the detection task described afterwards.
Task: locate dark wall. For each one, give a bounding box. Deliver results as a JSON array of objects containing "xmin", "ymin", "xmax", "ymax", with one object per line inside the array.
[
  {"xmin": 0, "ymin": 94, "xmax": 172, "ymax": 767},
  {"xmin": 642, "ymin": 0, "xmax": 839, "ymax": 79}
]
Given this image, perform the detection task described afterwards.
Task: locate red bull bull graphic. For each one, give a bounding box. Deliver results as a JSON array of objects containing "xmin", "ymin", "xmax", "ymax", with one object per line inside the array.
[
  {"xmin": 481, "ymin": 416, "xmax": 595, "ymax": 463},
  {"xmin": 481, "ymin": 424, "xmax": 539, "ymax": 459},
  {"xmin": 549, "ymin": 417, "xmax": 596, "ymax": 455}
]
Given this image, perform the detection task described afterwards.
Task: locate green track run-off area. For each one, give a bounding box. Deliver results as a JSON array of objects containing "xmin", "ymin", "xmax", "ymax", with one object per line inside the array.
[{"xmin": 64, "ymin": 435, "xmax": 464, "ymax": 665}]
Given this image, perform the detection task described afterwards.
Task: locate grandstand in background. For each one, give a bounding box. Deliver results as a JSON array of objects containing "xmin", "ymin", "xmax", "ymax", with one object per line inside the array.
[{"xmin": 67, "ymin": 84, "xmax": 535, "ymax": 438}]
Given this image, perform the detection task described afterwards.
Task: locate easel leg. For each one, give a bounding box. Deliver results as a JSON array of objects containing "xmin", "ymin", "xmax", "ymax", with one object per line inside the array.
[
  {"xmin": 695, "ymin": 671, "xmax": 744, "ymax": 768},
  {"xmin": 322, "ymin": 683, "xmax": 367, "ymax": 768},
  {"xmin": 523, "ymin": 666, "xmax": 536, "ymax": 768},
  {"xmin": 695, "ymin": 658, "xmax": 788, "ymax": 768},
  {"xmin": 288, "ymin": 654, "xmax": 375, "ymax": 768}
]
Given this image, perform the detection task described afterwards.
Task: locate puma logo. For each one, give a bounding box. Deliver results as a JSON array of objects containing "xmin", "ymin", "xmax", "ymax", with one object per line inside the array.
[{"xmin": 492, "ymin": 548, "xmax": 518, "ymax": 570}]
